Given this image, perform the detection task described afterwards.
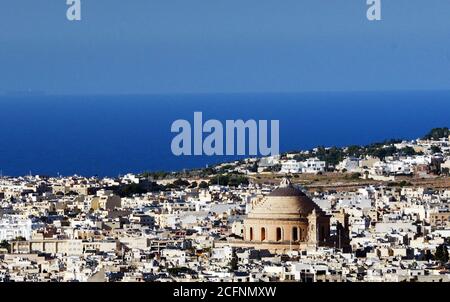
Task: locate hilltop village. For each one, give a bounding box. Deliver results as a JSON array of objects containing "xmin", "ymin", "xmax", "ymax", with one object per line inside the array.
[{"xmin": 0, "ymin": 128, "xmax": 449, "ymax": 282}]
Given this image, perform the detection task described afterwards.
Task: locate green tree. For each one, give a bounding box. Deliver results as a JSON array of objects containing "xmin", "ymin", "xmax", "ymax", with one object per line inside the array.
[
  {"xmin": 435, "ymin": 244, "xmax": 449, "ymax": 263},
  {"xmin": 423, "ymin": 127, "xmax": 450, "ymax": 140},
  {"xmin": 199, "ymin": 181, "xmax": 209, "ymax": 189},
  {"xmin": 400, "ymin": 146, "xmax": 418, "ymax": 156},
  {"xmin": 249, "ymin": 162, "xmax": 258, "ymax": 173},
  {"xmin": 209, "ymin": 174, "xmax": 249, "ymax": 187},
  {"xmin": 189, "ymin": 181, "xmax": 198, "ymax": 188},
  {"xmin": 173, "ymin": 178, "xmax": 190, "ymax": 187},
  {"xmin": 430, "ymin": 145, "xmax": 442, "ymax": 154},
  {"xmin": 229, "ymin": 250, "xmax": 238, "ymax": 272},
  {"xmin": 0, "ymin": 240, "xmax": 10, "ymax": 252},
  {"xmin": 442, "ymin": 168, "xmax": 450, "ymax": 176}
]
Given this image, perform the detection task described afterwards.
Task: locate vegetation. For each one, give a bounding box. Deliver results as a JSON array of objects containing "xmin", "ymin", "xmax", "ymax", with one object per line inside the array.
[
  {"xmin": 315, "ymin": 146, "xmax": 346, "ymax": 166},
  {"xmin": 229, "ymin": 250, "xmax": 239, "ymax": 272},
  {"xmin": 115, "ymin": 182, "xmax": 164, "ymax": 197},
  {"xmin": 423, "ymin": 127, "xmax": 450, "ymax": 140},
  {"xmin": 435, "ymin": 244, "xmax": 449, "ymax": 263},
  {"xmin": 442, "ymin": 168, "xmax": 450, "ymax": 176},
  {"xmin": 172, "ymin": 178, "xmax": 190, "ymax": 187},
  {"xmin": 345, "ymin": 172, "xmax": 362, "ymax": 180},
  {"xmin": 387, "ymin": 180, "xmax": 412, "ymax": 187},
  {"xmin": 263, "ymin": 164, "xmax": 281, "ymax": 172},
  {"xmin": 198, "ymin": 181, "xmax": 209, "ymax": 189},
  {"xmin": 140, "ymin": 171, "xmax": 170, "ymax": 180},
  {"xmin": 430, "ymin": 145, "xmax": 442, "ymax": 154},
  {"xmin": 0, "ymin": 240, "xmax": 10, "ymax": 252},
  {"xmin": 188, "ymin": 181, "xmax": 198, "ymax": 188},
  {"xmin": 209, "ymin": 174, "xmax": 249, "ymax": 187},
  {"xmin": 399, "ymin": 146, "xmax": 422, "ymax": 156},
  {"xmin": 167, "ymin": 267, "xmax": 196, "ymax": 276},
  {"xmin": 290, "ymin": 138, "xmax": 405, "ymax": 167}
]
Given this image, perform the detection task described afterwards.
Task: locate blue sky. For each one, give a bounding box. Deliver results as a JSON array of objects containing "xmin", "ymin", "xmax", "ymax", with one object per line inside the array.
[{"xmin": 0, "ymin": 0, "xmax": 450, "ymax": 94}]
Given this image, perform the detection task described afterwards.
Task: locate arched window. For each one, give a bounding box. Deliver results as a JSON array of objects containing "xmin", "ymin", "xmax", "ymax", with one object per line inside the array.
[
  {"xmin": 276, "ymin": 227, "xmax": 282, "ymax": 241},
  {"xmin": 292, "ymin": 227, "xmax": 298, "ymax": 242},
  {"xmin": 299, "ymin": 228, "xmax": 303, "ymax": 241},
  {"xmin": 249, "ymin": 227, "xmax": 253, "ymax": 241},
  {"xmin": 261, "ymin": 227, "xmax": 266, "ymax": 241}
]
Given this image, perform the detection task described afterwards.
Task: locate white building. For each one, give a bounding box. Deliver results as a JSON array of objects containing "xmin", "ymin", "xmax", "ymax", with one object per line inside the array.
[
  {"xmin": 336, "ymin": 157, "xmax": 360, "ymax": 172},
  {"xmin": 373, "ymin": 161, "xmax": 412, "ymax": 176},
  {"xmin": 0, "ymin": 215, "xmax": 33, "ymax": 241},
  {"xmin": 280, "ymin": 160, "xmax": 302, "ymax": 174},
  {"xmin": 301, "ymin": 158, "xmax": 326, "ymax": 173}
]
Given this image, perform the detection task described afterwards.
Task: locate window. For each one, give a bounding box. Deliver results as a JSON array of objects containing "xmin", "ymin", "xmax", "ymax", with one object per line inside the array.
[
  {"xmin": 249, "ymin": 227, "xmax": 253, "ymax": 241},
  {"xmin": 292, "ymin": 227, "xmax": 298, "ymax": 242},
  {"xmin": 261, "ymin": 227, "xmax": 266, "ymax": 241},
  {"xmin": 276, "ymin": 227, "xmax": 282, "ymax": 241},
  {"xmin": 320, "ymin": 225, "xmax": 325, "ymax": 241}
]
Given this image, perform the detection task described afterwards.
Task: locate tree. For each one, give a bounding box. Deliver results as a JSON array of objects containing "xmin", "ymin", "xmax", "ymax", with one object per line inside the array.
[
  {"xmin": 423, "ymin": 127, "xmax": 450, "ymax": 140},
  {"xmin": 442, "ymin": 168, "xmax": 450, "ymax": 176},
  {"xmin": 209, "ymin": 174, "xmax": 249, "ymax": 187},
  {"xmin": 229, "ymin": 250, "xmax": 238, "ymax": 272},
  {"xmin": 430, "ymin": 145, "xmax": 442, "ymax": 154},
  {"xmin": 400, "ymin": 146, "xmax": 418, "ymax": 156},
  {"xmin": 424, "ymin": 250, "xmax": 434, "ymax": 261},
  {"xmin": 435, "ymin": 244, "xmax": 449, "ymax": 263},
  {"xmin": 172, "ymin": 178, "xmax": 190, "ymax": 187},
  {"xmin": 188, "ymin": 181, "xmax": 198, "ymax": 188},
  {"xmin": 249, "ymin": 162, "xmax": 258, "ymax": 173},
  {"xmin": 199, "ymin": 181, "xmax": 209, "ymax": 189},
  {"xmin": 0, "ymin": 240, "xmax": 10, "ymax": 252}
]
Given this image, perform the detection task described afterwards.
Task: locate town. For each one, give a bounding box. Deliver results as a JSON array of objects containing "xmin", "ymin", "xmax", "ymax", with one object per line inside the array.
[{"xmin": 0, "ymin": 127, "xmax": 449, "ymax": 282}]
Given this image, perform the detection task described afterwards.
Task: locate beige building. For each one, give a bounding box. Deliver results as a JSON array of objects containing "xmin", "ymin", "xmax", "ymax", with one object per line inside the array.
[
  {"xmin": 217, "ymin": 178, "xmax": 330, "ymax": 253},
  {"xmin": 90, "ymin": 190, "xmax": 121, "ymax": 211},
  {"xmin": 10, "ymin": 238, "xmax": 118, "ymax": 255},
  {"xmin": 430, "ymin": 211, "xmax": 450, "ymax": 228}
]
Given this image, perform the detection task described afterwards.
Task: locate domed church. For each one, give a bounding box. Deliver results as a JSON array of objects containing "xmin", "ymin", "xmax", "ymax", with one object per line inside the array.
[{"xmin": 237, "ymin": 178, "xmax": 330, "ymax": 252}]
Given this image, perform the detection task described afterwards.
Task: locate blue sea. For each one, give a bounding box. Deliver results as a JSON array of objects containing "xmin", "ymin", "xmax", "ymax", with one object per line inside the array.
[{"xmin": 0, "ymin": 91, "xmax": 449, "ymax": 177}]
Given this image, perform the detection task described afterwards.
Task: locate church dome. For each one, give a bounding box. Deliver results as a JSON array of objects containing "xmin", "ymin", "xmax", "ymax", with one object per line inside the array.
[{"xmin": 248, "ymin": 178, "xmax": 323, "ymax": 219}]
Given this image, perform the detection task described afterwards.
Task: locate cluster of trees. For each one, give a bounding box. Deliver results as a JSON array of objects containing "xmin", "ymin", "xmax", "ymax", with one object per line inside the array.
[
  {"xmin": 140, "ymin": 167, "xmax": 218, "ymax": 180},
  {"xmin": 0, "ymin": 240, "xmax": 10, "ymax": 252},
  {"xmin": 386, "ymin": 180, "xmax": 412, "ymax": 187},
  {"xmin": 344, "ymin": 172, "xmax": 362, "ymax": 180},
  {"xmin": 115, "ymin": 177, "xmax": 214, "ymax": 197},
  {"xmin": 208, "ymin": 174, "xmax": 249, "ymax": 187},
  {"xmin": 435, "ymin": 244, "xmax": 449, "ymax": 263},
  {"xmin": 423, "ymin": 127, "xmax": 450, "ymax": 140},
  {"xmin": 288, "ymin": 138, "xmax": 427, "ymax": 168},
  {"xmin": 115, "ymin": 182, "xmax": 165, "ymax": 197}
]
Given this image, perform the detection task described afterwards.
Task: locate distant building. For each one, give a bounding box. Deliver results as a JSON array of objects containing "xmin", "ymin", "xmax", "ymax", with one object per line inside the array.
[
  {"xmin": 280, "ymin": 158, "xmax": 326, "ymax": 174},
  {"xmin": 337, "ymin": 157, "xmax": 360, "ymax": 172},
  {"xmin": 0, "ymin": 215, "xmax": 33, "ymax": 241},
  {"xmin": 302, "ymin": 158, "xmax": 326, "ymax": 173},
  {"xmin": 90, "ymin": 190, "xmax": 121, "ymax": 211},
  {"xmin": 430, "ymin": 211, "xmax": 450, "ymax": 228},
  {"xmin": 280, "ymin": 160, "xmax": 302, "ymax": 174}
]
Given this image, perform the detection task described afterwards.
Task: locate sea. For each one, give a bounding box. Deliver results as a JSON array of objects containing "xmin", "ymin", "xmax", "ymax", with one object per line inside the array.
[{"xmin": 0, "ymin": 91, "xmax": 449, "ymax": 177}]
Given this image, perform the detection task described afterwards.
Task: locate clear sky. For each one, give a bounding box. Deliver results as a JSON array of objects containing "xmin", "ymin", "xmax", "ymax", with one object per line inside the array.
[{"xmin": 1, "ymin": 0, "xmax": 450, "ymax": 95}]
